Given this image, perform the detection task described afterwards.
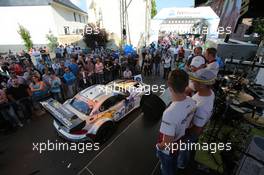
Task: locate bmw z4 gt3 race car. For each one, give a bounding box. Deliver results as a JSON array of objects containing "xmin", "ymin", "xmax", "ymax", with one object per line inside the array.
[{"xmin": 40, "ymin": 80, "xmax": 150, "ymax": 142}]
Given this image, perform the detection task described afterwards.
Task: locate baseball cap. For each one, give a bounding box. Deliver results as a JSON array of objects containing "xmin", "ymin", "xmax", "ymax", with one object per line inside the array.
[
  {"xmin": 189, "ymin": 68, "xmax": 216, "ymax": 85},
  {"xmin": 190, "ymin": 56, "xmax": 205, "ymax": 68}
]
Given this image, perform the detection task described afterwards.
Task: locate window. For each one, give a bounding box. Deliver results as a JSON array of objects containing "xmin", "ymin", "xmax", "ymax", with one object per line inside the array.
[
  {"xmin": 73, "ymin": 12, "xmax": 76, "ymax": 21},
  {"xmin": 70, "ymin": 98, "xmax": 92, "ymax": 115},
  {"xmin": 64, "ymin": 26, "xmax": 70, "ymax": 35},
  {"xmin": 79, "ymin": 14, "xmax": 81, "ymax": 22},
  {"xmin": 99, "ymin": 95, "xmax": 125, "ymax": 112}
]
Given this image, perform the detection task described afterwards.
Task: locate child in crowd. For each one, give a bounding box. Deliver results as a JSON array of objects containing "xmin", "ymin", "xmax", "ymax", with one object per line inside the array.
[
  {"xmin": 177, "ymin": 69, "xmax": 216, "ymax": 170},
  {"xmin": 123, "ymin": 67, "xmax": 132, "ymax": 79},
  {"xmin": 156, "ymin": 69, "xmax": 196, "ymax": 175}
]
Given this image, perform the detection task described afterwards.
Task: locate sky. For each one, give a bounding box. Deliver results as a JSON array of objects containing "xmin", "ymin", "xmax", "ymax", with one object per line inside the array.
[
  {"xmin": 70, "ymin": 0, "xmax": 195, "ymax": 13},
  {"xmin": 70, "ymin": 0, "xmax": 87, "ymax": 11},
  {"xmin": 156, "ymin": 0, "xmax": 194, "ymax": 11}
]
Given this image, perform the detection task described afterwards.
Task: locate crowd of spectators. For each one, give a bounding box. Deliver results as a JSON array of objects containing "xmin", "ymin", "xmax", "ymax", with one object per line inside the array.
[{"xmin": 0, "ymin": 45, "xmax": 140, "ymax": 131}]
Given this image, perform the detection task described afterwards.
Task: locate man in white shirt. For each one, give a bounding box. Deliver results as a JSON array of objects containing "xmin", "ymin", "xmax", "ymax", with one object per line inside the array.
[
  {"xmin": 156, "ymin": 69, "xmax": 196, "ymax": 175},
  {"xmin": 189, "ymin": 69, "xmax": 216, "ymax": 136},
  {"xmin": 185, "ymin": 56, "xmax": 206, "ymax": 96},
  {"xmin": 205, "ymin": 48, "xmax": 219, "ymax": 76},
  {"xmin": 177, "ymin": 69, "xmax": 216, "ymax": 169}
]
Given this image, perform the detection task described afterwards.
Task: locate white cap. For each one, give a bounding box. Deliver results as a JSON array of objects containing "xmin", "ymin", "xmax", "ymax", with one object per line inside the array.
[{"xmin": 190, "ymin": 56, "xmax": 205, "ymax": 68}]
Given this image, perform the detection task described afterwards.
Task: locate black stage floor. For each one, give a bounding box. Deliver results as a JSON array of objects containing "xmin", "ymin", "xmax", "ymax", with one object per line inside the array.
[{"xmin": 79, "ymin": 114, "xmax": 161, "ymax": 175}]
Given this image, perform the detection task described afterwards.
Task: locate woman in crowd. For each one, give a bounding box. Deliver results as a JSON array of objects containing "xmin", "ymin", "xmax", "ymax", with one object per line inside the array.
[
  {"xmin": 95, "ymin": 58, "xmax": 104, "ymax": 84},
  {"xmin": 42, "ymin": 67, "xmax": 52, "ymax": 87},
  {"xmin": 29, "ymin": 74, "xmax": 49, "ymax": 101},
  {"xmin": 85, "ymin": 57, "xmax": 95, "ymax": 85},
  {"xmin": 143, "ymin": 54, "xmax": 151, "ymax": 76},
  {"xmin": 162, "ymin": 53, "xmax": 172, "ymax": 80}
]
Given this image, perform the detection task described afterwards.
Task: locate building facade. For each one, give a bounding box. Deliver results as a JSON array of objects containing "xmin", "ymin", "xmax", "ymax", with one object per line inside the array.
[
  {"xmin": 0, "ymin": 0, "xmax": 88, "ymax": 52},
  {"xmin": 87, "ymin": 0, "xmax": 151, "ymax": 49}
]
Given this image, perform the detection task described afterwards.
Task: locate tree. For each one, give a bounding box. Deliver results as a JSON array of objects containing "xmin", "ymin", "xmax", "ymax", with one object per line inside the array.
[
  {"xmin": 83, "ymin": 23, "xmax": 108, "ymax": 49},
  {"xmin": 151, "ymin": 0, "xmax": 157, "ymax": 19},
  {"xmin": 252, "ymin": 18, "xmax": 264, "ymax": 42},
  {"xmin": 17, "ymin": 24, "xmax": 33, "ymax": 51},
  {"xmin": 46, "ymin": 33, "xmax": 59, "ymax": 53}
]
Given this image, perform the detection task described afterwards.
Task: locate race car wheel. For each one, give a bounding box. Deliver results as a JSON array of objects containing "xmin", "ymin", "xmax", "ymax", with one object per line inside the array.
[
  {"xmin": 140, "ymin": 93, "xmax": 166, "ymax": 121},
  {"xmin": 95, "ymin": 121, "xmax": 115, "ymax": 144}
]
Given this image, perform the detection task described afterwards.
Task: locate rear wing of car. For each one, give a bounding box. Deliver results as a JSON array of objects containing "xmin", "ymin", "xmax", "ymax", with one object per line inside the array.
[{"xmin": 40, "ymin": 98, "xmax": 85, "ymax": 132}]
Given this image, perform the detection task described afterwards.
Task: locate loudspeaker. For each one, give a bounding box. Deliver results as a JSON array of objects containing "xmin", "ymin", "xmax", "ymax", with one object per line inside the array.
[{"xmin": 140, "ymin": 93, "xmax": 166, "ymax": 121}]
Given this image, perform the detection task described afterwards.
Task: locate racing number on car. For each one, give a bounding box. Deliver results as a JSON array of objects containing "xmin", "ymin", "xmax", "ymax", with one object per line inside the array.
[
  {"xmin": 115, "ymin": 107, "xmax": 125, "ymax": 120},
  {"xmin": 125, "ymin": 97, "xmax": 134, "ymax": 113}
]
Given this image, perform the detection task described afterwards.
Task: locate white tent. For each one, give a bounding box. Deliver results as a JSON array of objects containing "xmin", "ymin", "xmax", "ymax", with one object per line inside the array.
[{"xmin": 149, "ymin": 7, "xmax": 220, "ymax": 44}]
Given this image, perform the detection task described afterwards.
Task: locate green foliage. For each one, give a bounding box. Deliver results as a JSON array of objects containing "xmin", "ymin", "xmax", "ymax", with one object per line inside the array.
[
  {"xmin": 151, "ymin": 0, "xmax": 157, "ymax": 19},
  {"xmin": 252, "ymin": 18, "xmax": 264, "ymax": 40},
  {"xmin": 46, "ymin": 33, "xmax": 59, "ymax": 53},
  {"xmin": 17, "ymin": 24, "xmax": 33, "ymax": 51}
]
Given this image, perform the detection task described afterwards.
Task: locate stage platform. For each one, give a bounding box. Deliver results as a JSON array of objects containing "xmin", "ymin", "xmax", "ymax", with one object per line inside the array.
[{"xmin": 78, "ymin": 89, "xmax": 172, "ymax": 175}]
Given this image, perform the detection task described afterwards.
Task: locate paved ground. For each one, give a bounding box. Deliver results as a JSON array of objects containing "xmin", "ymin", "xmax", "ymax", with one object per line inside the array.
[{"xmin": 0, "ymin": 75, "xmax": 166, "ymax": 175}]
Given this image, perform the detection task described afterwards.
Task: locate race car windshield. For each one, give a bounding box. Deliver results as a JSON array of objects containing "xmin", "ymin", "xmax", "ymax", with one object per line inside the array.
[{"xmin": 70, "ymin": 98, "xmax": 91, "ymax": 115}]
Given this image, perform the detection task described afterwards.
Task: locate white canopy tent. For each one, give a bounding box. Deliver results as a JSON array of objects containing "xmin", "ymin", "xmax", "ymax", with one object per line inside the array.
[{"xmin": 149, "ymin": 7, "xmax": 220, "ymax": 44}]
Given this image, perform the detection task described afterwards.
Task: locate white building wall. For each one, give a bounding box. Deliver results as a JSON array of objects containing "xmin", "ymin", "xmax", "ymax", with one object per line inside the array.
[
  {"xmin": 0, "ymin": 6, "xmax": 56, "ymax": 46},
  {"xmin": 51, "ymin": 3, "xmax": 87, "ymax": 35},
  {"xmin": 87, "ymin": 0, "xmax": 148, "ymax": 48}
]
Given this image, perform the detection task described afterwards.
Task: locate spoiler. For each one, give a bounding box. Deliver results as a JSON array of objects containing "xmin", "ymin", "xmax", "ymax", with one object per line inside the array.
[{"xmin": 40, "ymin": 98, "xmax": 85, "ymax": 132}]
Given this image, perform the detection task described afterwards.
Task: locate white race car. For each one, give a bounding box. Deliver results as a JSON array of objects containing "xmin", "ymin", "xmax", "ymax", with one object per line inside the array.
[{"xmin": 41, "ymin": 80, "xmax": 149, "ymax": 142}]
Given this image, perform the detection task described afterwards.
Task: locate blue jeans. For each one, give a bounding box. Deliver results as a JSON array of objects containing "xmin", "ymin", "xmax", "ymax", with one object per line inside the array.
[
  {"xmin": 177, "ymin": 133, "xmax": 199, "ymax": 169},
  {"xmin": 156, "ymin": 149, "xmax": 178, "ymax": 175},
  {"xmin": 155, "ymin": 63, "xmax": 160, "ymax": 75}
]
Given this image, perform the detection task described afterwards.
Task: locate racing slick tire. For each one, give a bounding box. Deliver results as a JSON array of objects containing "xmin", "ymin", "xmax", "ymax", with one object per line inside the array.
[
  {"xmin": 95, "ymin": 121, "xmax": 115, "ymax": 144},
  {"xmin": 140, "ymin": 93, "xmax": 166, "ymax": 121}
]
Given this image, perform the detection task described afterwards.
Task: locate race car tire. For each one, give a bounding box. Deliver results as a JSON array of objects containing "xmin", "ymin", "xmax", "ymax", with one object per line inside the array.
[
  {"xmin": 95, "ymin": 121, "xmax": 115, "ymax": 144},
  {"xmin": 140, "ymin": 93, "xmax": 166, "ymax": 121}
]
